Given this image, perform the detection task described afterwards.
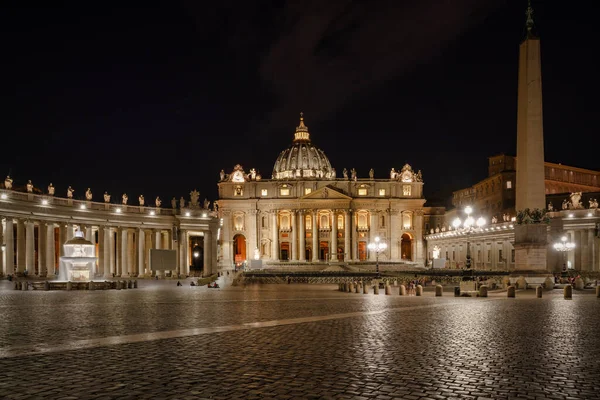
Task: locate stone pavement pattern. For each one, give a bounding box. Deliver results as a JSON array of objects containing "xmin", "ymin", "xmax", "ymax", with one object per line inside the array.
[{"xmin": 0, "ymin": 279, "xmax": 599, "ymax": 399}]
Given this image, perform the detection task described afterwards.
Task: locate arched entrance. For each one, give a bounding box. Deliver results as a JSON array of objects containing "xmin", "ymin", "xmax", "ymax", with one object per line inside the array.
[
  {"xmin": 401, "ymin": 233, "xmax": 412, "ymax": 260},
  {"xmin": 305, "ymin": 246, "xmax": 312, "ymax": 262},
  {"xmin": 319, "ymin": 241, "xmax": 329, "ymax": 261},
  {"xmin": 233, "ymin": 234, "xmax": 246, "ymax": 267}
]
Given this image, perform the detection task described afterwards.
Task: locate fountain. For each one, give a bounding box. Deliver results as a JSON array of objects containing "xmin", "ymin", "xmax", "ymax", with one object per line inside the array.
[{"xmin": 58, "ymin": 230, "xmax": 97, "ymax": 281}]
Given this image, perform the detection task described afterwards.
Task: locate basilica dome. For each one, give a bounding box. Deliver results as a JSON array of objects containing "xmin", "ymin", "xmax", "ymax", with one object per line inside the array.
[{"xmin": 272, "ymin": 114, "xmax": 335, "ymax": 180}]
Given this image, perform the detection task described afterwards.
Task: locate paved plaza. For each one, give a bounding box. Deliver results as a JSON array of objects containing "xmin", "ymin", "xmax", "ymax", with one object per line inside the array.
[{"xmin": 0, "ymin": 277, "xmax": 599, "ymax": 400}]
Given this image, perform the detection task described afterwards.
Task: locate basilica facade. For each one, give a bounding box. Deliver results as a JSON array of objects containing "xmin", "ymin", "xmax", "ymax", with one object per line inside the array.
[{"xmin": 217, "ymin": 115, "xmax": 427, "ymax": 270}]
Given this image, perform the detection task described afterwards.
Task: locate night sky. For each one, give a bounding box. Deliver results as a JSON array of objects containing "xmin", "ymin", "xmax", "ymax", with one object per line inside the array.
[{"xmin": 2, "ymin": 1, "xmax": 598, "ymax": 207}]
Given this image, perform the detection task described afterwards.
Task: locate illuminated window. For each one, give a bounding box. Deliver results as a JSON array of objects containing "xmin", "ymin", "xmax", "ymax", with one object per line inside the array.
[
  {"xmin": 320, "ymin": 214, "xmax": 329, "ymax": 229},
  {"xmin": 304, "ymin": 188, "xmax": 312, "ymax": 195},
  {"xmin": 305, "ymin": 215, "xmax": 312, "ymax": 230},
  {"xmin": 358, "ymin": 188, "xmax": 367, "ymax": 196},
  {"xmin": 261, "ymin": 189, "xmax": 268, "ymax": 196},
  {"xmin": 280, "ymin": 186, "xmax": 290, "ymax": 196},
  {"xmin": 506, "ymin": 181, "xmax": 512, "ymax": 189},
  {"xmin": 337, "ymin": 215, "xmax": 344, "ymax": 230},
  {"xmin": 498, "ymin": 249, "xmax": 503, "ymax": 262},
  {"xmin": 379, "ymin": 188, "xmax": 386, "ymax": 196},
  {"xmin": 403, "ymin": 185, "xmax": 411, "ymax": 196}
]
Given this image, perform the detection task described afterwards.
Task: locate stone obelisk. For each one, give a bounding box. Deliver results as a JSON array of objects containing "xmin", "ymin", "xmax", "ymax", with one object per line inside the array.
[{"xmin": 513, "ymin": 1, "xmax": 548, "ymax": 275}]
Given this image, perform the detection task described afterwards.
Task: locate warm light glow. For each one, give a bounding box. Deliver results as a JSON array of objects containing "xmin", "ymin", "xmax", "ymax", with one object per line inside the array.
[
  {"xmin": 568, "ymin": 214, "xmax": 574, "ymax": 218},
  {"xmin": 202, "ymin": 213, "xmax": 207, "ymax": 218},
  {"xmin": 79, "ymin": 205, "xmax": 86, "ymax": 210},
  {"xmin": 41, "ymin": 199, "xmax": 49, "ymax": 205},
  {"xmin": 554, "ymin": 235, "xmax": 575, "ymax": 252},
  {"xmin": 452, "ymin": 218, "xmax": 461, "ymax": 229},
  {"xmin": 149, "ymin": 211, "xmax": 155, "ymax": 216},
  {"xmin": 464, "ymin": 206, "xmax": 473, "ymax": 215},
  {"xmin": 476, "ymin": 217, "xmax": 486, "ymax": 227},
  {"xmin": 464, "ymin": 216, "xmax": 474, "ymax": 228},
  {"xmin": 115, "ymin": 208, "xmax": 122, "ymax": 213},
  {"xmin": 0, "ymin": 193, "xmax": 7, "ymax": 200},
  {"xmin": 193, "ymin": 251, "xmax": 200, "ymax": 258},
  {"xmin": 185, "ymin": 211, "xmax": 191, "ymax": 217}
]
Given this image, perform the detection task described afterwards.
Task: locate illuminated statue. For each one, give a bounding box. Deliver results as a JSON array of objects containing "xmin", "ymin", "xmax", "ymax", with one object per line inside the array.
[
  {"xmin": 547, "ymin": 202, "xmax": 553, "ymax": 211},
  {"xmin": 203, "ymin": 198, "xmax": 210, "ymax": 209},
  {"xmin": 369, "ymin": 168, "xmax": 374, "ymax": 179},
  {"xmin": 190, "ymin": 189, "xmax": 200, "ymax": 207},
  {"xmin": 343, "ymin": 168, "xmax": 348, "ymax": 179},
  {"xmin": 390, "ymin": 168, "xmax": 397, "ymax": 179},
  {"xmin": 416, "ymin": 170, "xmax": 423, "ymax": 182},
  {"xmin": 179, "ymin": 196, "xmax": 185, "ymax": 209},
  {"xmin": 138, "ymin": 195, "xmax": 145, "ymax": 206},
  {"xmin": 220, "ymin": 169, "xmax": 225, "ymax": 181},
  {"xmin": 249, "ymin": 168, "xmax": 256, "ymax": 180},
  {"xmin": 590, "ymin": 198, "xmax": 598, "ymax": 209},
  {"xmin": 330, "ymin": 168, "xmax": 336, "ymax": 178},
  {"xmin": 26, "ymin": 180, "xmax": 33, "ymax": 193},
  {"xmin": 4, "ymin": 175, "xmax": 13, "ymax": 189},
  {"xmin": 350, "ymin": 168, "xmax": 356, "ymax": 181},
  {"xmin": 155, "ymin": 196, "xmax": 161, "ymax": 208},
  {"xmin": 122, "ymin": 193, "xmax": 128, "ymax": 205},
  {"xmin": 171, "ymin": 197, "xmax": 177, "ymax": 209},
  {"xmin": 103, "ymin": 192, "xmax": 111, "ymax": 203},
  {"xmin": 48, "ymin": 183, "xmax": 55, "ymax": 196},
  {"xmin": 85, "ymin": 188, "xmax": 92, "ymax": 201},
  {"xmin": 562, "ymin": 199, "xmax": 568, "ymax": 210},
  {"xmin": 67, "ymin": 186, "xmax": 74, "ymax": 198}
]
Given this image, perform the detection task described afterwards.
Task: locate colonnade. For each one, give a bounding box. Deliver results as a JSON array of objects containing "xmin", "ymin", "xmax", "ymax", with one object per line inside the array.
[{"xmin": 0, "ymin": 216, "xmax": 215, "ymax": 277}]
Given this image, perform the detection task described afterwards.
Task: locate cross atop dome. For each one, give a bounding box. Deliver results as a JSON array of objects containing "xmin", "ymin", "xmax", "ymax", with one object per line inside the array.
[{"xmin": 293, "ymin": 112, "xmax": 310, "ymax": 142}]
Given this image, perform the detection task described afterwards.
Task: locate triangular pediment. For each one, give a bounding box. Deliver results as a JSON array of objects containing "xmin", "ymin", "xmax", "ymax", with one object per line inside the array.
[{"xmin": 301, "ymin": 186, "xmax": 352, "ymax": 200}]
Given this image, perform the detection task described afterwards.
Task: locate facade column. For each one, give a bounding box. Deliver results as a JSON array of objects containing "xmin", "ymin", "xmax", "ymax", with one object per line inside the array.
[
  {"xmin": 103, "ymin": 227, "xmax": 111, "ymax": 278},
  {"xmin": 290, "ymin": 210, "xmax": 296, "ymax": 261},
  {"xmin": 46, "ymin": 223, "xmax": 55, "ymax": 277},
  {"xmin": 121, "ymin": 228, "xmax": 129, "ymax": 276},
  {"xmin": 271, "ymin": 211, "xmax": 279, "ymax": 261},
  {"xmin": 85, "ymin": 225, "xmax": 93, "ymax": 243},
  {"xmin": 351, "ymin": 211, "xmax": 357, "ymax": 261},
  {"xmin": 5, "ymin": 218, "xmax": 14, "ymax": 275},
  {"xmin": 178, "ymin": 229, "xmax": 186, "ymax": 275},
  {"xmin": 137, "ymin": 228, "xmax": 145, "ymax": 276},
  {"xmin": 587, "ymin": 229, "xmax": 595, "ymax": 272},
  {"xmin": 0, "ymin": 218, "xmax": 4, "ymax": 275},
  {"xmin": 298, "ymin": 211, "xmax": 306, "ymax": 262},
  {"xmin": 204, "ymin": 230, "xmax": 212, "ymax": 276},
  {"xmin": 369, "ymin": 212, "xmax": 377, "ymax": 261},
  {"xmin": 312, "ymin": 211, "xmax": 318, "ymax": 262},
  {"xmin": 344, "ymin": 211, "xmax": 351, "ymax": 262},
  {"xmin": 183, "ymin": 231, "xmax": 190, "ymax": 275},
  {"xmin": 154, "ymin": 230, "xmax": 162, "ymax": 277},
  {"xmin": 108, "ymin": 228, "xmax": 115, "ymax": 276},
  {"xmin": 66, "ymin": 223, "xmax": 74, "ymax": 241},
  {"xmin": 331, "ymin": 211, "xmax": 337, "ymax": 262},
  {"xmin": 38, "ymin": 221, "xmax": 47, "ymax": 276},
  {"xmin": 248, "ymin": 210, "xmax": 258, "ymax": 262},
  {"xmin": 25, "ymin": 220, "xmax": 35, "ymax": 274},
  {"xmin": 16, "ymin": 219, "xmax": 25, "ymax": 273}
]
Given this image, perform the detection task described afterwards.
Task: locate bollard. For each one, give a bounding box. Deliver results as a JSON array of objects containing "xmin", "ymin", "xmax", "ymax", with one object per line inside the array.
[
  {"xmin": 363, "ymin": 282, "xmax": 368, "ymax": 294},
  {"xmin": 454, "ymin": 286, "xmax": 460, "ymax": 297},
  {"xmin": 66, "ymin": 281, "xmax": 72, "ymax": 291},
  {"xmin": 116, "ymin": 281, "xmax": 121, "ymax": 290},
  {"xmin": 22, "ymin": 282, "xmax": 28, "ymax": 291},
  {"xmin": 123, "ymin": 280, "xmax": 128, "ymax": 290},
  {"xmin": 564, "ymin": 285, "xmax": 572, "ymax": 300},
  {"xmin": 416, "ymin": 285, "xmax": 423, "ymax": 296},
  {"xmin": 596, "ymin": 286, "xmax": 600, "ymax": 298},
  {"xmin": 44, "ymin": 281, "xmax": 50, "ymax": 291},
  {"xmin": 338, "ymin": 283, "xmax": 342, "ymax": 291},
  {"xmin": 385, "ymin": 284, "xmax": 391, "ymax": 295},
  {"xmin": 435, "ymin": 285, "xmax": 443, "ymax": 297},
  {"xmin": 355, "ymin": 283, "xmax": 360, "ymax": 293},
  {"xmin": 507, "ymin": 285, "xmax": 515, "ymax": 298},
  {"xmin": 133, "ymin": 280, "xmax": 138, "ymax": 289},
  {"xmin": 399, "ymin": 284, "xmax": 406, "ymax": 296},
  {"xmin": 479, "ymin": 285, "xmax": 488, "ymax": 298},
  {"xmin": 536, "ymin": 286, "xmax": 542, "ymax": 298},
  {"xmin": 128, "ymin": 280, "xmax": 133, "ymax": 289},
  {"xmin": 348, "ymin": 282, "xmax": 354, "ymax": 293},
  {"xmin": 574, "ymin": 277, "xmax": 584, "ymax": 290},
  {"xmin": 374, "ymin": 284, "xmax": 379, "ymax": 295},
  {"xmin": 14, "ymin": 281, "xmax": 19, "ymax": 290}
]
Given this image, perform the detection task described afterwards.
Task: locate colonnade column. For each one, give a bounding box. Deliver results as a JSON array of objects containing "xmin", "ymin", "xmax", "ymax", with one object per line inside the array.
[
  {"xmin": 59, "ymin": 223, "xmax": 67, "ymax": 258},
  {"xmin": 0, "ymin": 218, "xmax": 4, "ymax": 275},
  {"xmin": 330, "ymin": 211, "xmax": 337, "ymax": 262},
  {"xmin": 137, "ymin": 228, "xmax": 145, "ymax": 276},
  {"xmin": 312, "ymin": 211, "xmax": 318, "ymax": 262},
  {"xmin": 178, "ymin": 230, "xmax": 186, "ymax": 275},
  {"xmin": 155, "ymin": 230, "xmax": 162, "ymax": 276},
  {"xmin": 46, "ymin": 223, "xmax": 55, "ymax": 277},
  {"xmin": 344, "ymin": 211, "xmax": 351, "ymax": 262},
  {"xmin": 249, "ymin": 210, "xmax": 258, "ymax": 262},
  {"xmin": 38, "ymin": 221, "xmax": 46, "ymax": 276},
  {"xmin": 204, "ymin": 230, "xmax": 212, "ymax": 276},
  {"xmin": 16, "ymin": 219, "xmax": 25, "ymax": 273},
  {"xmin": 298, "ymin": 211, "xmax": 306, "ymax": 262},
  {"xmin": 25, "ymin": 220, "xmax": 35, "ymax": 274},
  {"xmin": 126, "ymin": 229, "xmax": 134, "ymax": 276},
  {"xmin": 97, "ymin": 227, "xmax": 104, "ymax": 277},
  {"xmin": 588, "ymin": 229, "xmax": 596, "ymax": 272},
  {"xmin": 103, "ymin": 227, "xmax": 111, "ymax": 278},
  {"xmin": 5, "ymin": 219, "xmax": 14, "ymax": 275},
  {"xmin": 108, "ymin": 228, "xmax": 115, "ymax": 277},
  {"xmin": 271, "ymin": 211, "xmax": 279, "ymax": 261},
  {"xmin": 182, "ymin": 231, "xmax": 189, "ymax": 275},
  {"xmin": 290, "ymin": 210, "xmax": 296, "ymax": 261},
  {"xmin": 351, "ymin": 211, "xmax": 357, "ymax": 261},
  {"xmin": 66, "ymin": 223, "xmax": 74, "ymax": 241},
  {"xmin": 85, "ymin": 225, "xmax": 93, "ymax": 243}
]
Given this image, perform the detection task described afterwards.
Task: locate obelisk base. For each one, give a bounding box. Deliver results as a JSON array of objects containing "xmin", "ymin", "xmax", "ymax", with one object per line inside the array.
[{"xmin": 510, "ymin": 224, "xmax": 551, "ymax": 286}]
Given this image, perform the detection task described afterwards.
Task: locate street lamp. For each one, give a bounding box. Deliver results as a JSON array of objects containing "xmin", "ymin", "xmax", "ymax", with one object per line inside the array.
[
  {"xmin": 553, "ymin": 235, "xmax": 575, "ymax": 276},
  {"xmin": 452, "ymin": 206, "xmax": 486, "ymax": 277},
  {"xmin": 367, "ymin": 236, "xmax": 387, "ymax": 277}
]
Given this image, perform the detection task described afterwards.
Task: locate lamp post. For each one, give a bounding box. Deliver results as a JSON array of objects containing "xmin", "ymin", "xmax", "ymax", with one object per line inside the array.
[
  {"xmin": 367, "ymin": 236, "xmax": 387, "ymax": 278},
  {"xmin": 452, "ymin": 206, "xmax": 486, "ymax": 280},
  {"xmin": 553, "ymin": 235, "xmax": 575, "ymax": 277}
]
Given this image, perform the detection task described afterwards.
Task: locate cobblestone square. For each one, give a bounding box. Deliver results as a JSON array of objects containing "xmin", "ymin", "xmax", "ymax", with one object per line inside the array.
[{"xmin": 1, "ymin": 278, "xmax": 599, "ymax": 399}]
